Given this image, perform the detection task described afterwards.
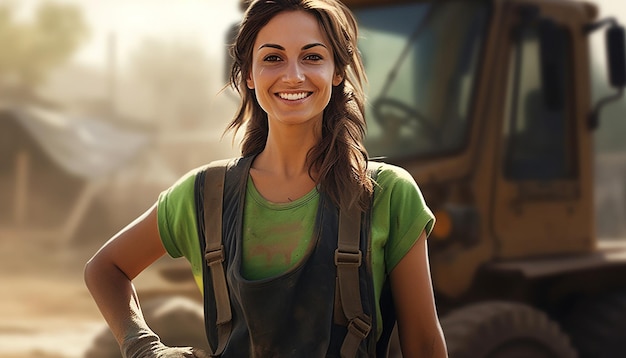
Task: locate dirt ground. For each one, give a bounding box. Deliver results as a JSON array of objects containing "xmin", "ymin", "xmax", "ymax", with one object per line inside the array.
[
  {"xmin": 0, "ymin": 233, "xmax": 191, "ymax": 358},
  {"xmin": 0, "ymin": 234, "xmax": 99, "ymax": 358}
]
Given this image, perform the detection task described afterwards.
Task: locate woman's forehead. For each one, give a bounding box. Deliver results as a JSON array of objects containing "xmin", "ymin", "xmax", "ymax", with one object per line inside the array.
[{"xmin": 254, "ymin": 10, "xmax": 330, "ymax": 50}]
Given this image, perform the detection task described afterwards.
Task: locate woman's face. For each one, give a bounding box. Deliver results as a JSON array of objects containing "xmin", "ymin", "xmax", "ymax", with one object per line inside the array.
[{"xmin": 247, "ymin": 10, "xmax": 342, "ymax": 128}]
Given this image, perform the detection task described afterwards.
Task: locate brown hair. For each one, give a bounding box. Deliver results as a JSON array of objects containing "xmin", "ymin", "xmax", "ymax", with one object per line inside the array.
[{"xmin": 227, "ymin": 0, "xmax": 372, "ymax": 210}]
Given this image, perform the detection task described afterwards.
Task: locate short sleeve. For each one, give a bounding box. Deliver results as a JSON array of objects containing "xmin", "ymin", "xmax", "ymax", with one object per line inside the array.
[
  {"xmin": 156, "ymin": 167, "xmax": 203, "ymax": 261},
  {"xmin": 371, "ymin": 163, "xmax": 435, "ymax": 273}
]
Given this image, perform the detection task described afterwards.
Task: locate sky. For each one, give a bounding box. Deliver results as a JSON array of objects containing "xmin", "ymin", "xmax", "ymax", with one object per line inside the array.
[
  {"xmin": 69, "ymin": 0, "xmax": 242, "ymax": 67},
  {"xmin": 9, "ymin": 0, "xmax": 626, "ymax": 69},
  {"xmin": 11, "ymin": 0, "xmax": 243, "ymax": 69},
  {"xmin": 595, "ymin": 0, "xmax": 626, "ymax": 19}
]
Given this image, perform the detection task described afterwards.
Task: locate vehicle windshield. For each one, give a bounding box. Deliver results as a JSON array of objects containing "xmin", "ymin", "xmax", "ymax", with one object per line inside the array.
[{"xmin": 354, "ymin": 1, "xmax": 488, "ymax": 159}]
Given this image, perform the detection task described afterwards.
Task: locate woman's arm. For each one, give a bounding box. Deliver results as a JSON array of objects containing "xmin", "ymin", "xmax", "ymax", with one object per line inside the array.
[
  {"xmin": 84, "ymin": 203, "xmax": 166, "ymax": 344},
  {"xmin": 389, "ymin": 230, "xmax": 448, "ymax": 357},
  {"xmin": 84, "ymin": 204, "xmax": 208, "ymax": 357}
]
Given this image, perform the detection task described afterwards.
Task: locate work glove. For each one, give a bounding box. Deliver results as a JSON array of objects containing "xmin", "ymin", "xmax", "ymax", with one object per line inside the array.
[{"xmin": 122, "ymin": 328, "xmax": 210, "ymax": 358}]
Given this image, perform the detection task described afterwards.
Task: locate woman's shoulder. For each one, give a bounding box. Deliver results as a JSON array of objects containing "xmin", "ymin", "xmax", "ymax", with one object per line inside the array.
[
  {"xmin": 369, "ymin": 160, "xmax": 429, "ymax": 210},
  {"xmin": 370, "ymin": 161, "xmax": 418, "ymax": 188},
  {"xmin": 164, "ymin": 157, "xmax": 240, "ymax": 195},
  {"xmin": 163, "ymin": 165, "xmax": 207, "ymax": 195}
]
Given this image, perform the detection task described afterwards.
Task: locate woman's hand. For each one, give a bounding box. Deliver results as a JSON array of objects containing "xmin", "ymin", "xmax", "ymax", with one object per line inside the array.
[{"xmin": 122, "ymin": 328, "xmax": 210, "ymax": 358}]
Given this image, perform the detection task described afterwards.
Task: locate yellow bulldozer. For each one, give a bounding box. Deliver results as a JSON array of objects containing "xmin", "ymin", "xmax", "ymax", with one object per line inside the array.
[
  {"xmin": 348, "ymin": 0, "xmax": 626, "ymax": 357},
  {"xmin": 86, "ymin": 0, "xmax": 626, "ymax": 357}
]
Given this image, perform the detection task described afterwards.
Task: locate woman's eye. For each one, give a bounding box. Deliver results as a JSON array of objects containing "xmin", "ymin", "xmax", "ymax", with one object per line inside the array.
[
  {"xmin": 304, "ymin": 54, "xmax": 323, "ymax": 61},
  {"xmin": 263, "ymin": 55, "xmax": 281, "ymax": 62}
]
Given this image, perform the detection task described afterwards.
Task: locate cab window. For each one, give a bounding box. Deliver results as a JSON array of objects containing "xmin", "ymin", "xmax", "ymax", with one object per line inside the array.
[{"xmin": 503, "ymin": 20, "xmax": 576, "ymax": 180}]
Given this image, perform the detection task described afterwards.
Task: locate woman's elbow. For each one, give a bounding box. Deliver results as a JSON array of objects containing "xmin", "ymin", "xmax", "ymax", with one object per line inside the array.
[
  {"xmin": 84, "ymin": 253, "xmax": 103, "ymax": 291},
  {"xmin": 84, "ymin": 251, "xmax": 120, "ymax": 290},
  {"xmin": 400, "ymin": 327, "xmax": 448, "ymax": 358}
]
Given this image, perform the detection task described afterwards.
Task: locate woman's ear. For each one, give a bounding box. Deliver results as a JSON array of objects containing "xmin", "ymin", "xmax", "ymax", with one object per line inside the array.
[
  {"xmin": 333, "ymin": 72, "xmax": 343, "ymax": 86},
  {"xmin": 247, "ymin": 76, "xmax": 255, "ymax": 89}
]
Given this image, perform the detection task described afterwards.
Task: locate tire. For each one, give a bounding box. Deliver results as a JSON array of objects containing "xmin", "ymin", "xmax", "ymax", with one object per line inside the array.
[
  {"xmin": 441, "ymin": 301, "xmax": 577, "ymax": 358},
  {"xmin": 563, "ymin": 290, "xmax": 626, "ymax": 358},
  {"xmin": 84, "ymin": 296, "xmax": 208, "ymax": 358}
]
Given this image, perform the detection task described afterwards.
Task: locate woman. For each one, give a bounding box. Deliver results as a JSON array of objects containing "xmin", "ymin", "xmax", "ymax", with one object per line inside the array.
[{"xmin": 84, "ymin": 0, "xmax": 447, "ymax": 357}]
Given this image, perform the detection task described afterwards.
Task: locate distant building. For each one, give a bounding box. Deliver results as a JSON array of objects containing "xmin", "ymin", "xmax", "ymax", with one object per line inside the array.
[{"xmin": 0, "ymin": 103, "xmax": 150, "ymax": 244}]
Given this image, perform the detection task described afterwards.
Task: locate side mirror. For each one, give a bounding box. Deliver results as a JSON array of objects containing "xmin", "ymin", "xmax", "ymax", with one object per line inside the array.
[
  {"xmin": 585, "ymin": 19, "xmax": 626, "ymax": 129},
  {"xmin": 607, "ymin": 25, "xmax": 626, "ymax": 88}
]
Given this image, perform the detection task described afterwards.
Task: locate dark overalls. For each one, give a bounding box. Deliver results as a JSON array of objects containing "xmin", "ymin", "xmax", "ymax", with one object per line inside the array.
[{"xmin": 194, "ymin": 156, "xmax": 395, "ymax": 357}]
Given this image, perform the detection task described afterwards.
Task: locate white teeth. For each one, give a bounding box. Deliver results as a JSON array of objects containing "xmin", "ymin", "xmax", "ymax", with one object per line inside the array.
[{"xmin": 279, "ymin": 92, "xmax": 309, "ymax": 101}]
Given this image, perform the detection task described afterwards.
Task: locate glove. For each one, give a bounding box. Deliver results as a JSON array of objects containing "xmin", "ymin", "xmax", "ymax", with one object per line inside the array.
[{"xmin": 122, "ymin": 328, "xmax": 210, "ymax": 358}]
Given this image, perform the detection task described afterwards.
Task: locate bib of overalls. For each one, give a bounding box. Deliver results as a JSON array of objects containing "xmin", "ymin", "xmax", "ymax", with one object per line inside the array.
[{"xmin": 196, "ymin": 156, "xmax": 382, "ymax": 357}]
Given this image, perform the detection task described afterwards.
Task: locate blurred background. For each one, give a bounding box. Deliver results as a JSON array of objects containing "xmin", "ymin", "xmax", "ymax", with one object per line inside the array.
[
  {"xmin": 0, "ymin": 1, "xmax": 242, "ymax": 357},
  {"xmin": 0, "ymin": 0, "xmax": 625, "ymax": 357}
]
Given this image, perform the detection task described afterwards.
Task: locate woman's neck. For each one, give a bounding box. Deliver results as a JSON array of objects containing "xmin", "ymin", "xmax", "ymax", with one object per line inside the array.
[
  {"xmin": 257, "ymin": 120, "xmax": 321, "ymax": 178},
  {"xmin": 249, "ymin": 122, "xmax": 321, "ymax": 203}
]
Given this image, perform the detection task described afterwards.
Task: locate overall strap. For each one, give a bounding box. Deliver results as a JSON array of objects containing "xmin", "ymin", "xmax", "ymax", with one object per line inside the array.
[
  {"xmin": 336, "ymin": 163, "xmax": 382, "ymax": 358},
  {"xmin": 336, "ymin": 203, "xmax": 371, "ymax": 357},
  {"xmin": 201, "ymin": 158, "xmax": 232, "ymax": 356},
  {"xmin": 199, "ymin": 158, "xmax": 382, "ymax": 357}
]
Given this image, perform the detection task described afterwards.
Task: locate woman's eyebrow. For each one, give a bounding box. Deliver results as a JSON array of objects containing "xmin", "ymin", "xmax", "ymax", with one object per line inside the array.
[
  {"xmin": 258, "ymin": 42, "xmax": 328, "ymax": 51},
  {"xmin": 259, "ymin": 43, "xmax": 285, "ymax": 50},
  {"xmin": 302, "ymin": 42, "xmax": 327, "ymax": 50}
]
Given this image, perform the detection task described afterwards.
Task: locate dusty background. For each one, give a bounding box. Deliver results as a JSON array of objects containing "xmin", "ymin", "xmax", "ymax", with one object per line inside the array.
[
  {"xmin": 0, "ymin": 236, "xmax": 108, "ymax": 357},
  {"xmin": 0, "ymin": 231, "xmax": 109, "ymax": 357},
  {"xmin": 2, "ymin": 1, "xmax": 626, "ymax": 357},
  {"xmin": 0, "ymin": 2, "xmax": 240, "ymax": 355},
  {"xmin": 0, "ymin": 228, "xmax": 207, "ymax": 357}
]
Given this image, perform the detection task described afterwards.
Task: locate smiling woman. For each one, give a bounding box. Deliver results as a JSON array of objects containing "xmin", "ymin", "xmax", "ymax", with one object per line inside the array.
[
  {"xmin": 84, "ymin": 1, "xmax": 447, "ymax": 357},
  {"xmin": 247, "ymin": 11, "xmax": 342, "ymax": 131}
]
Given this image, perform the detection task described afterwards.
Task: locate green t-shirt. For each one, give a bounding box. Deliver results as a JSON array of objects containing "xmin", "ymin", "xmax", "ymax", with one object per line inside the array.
[{"xmin": 157, "ymin": 161, "xmax": 434, "ymax": 335}]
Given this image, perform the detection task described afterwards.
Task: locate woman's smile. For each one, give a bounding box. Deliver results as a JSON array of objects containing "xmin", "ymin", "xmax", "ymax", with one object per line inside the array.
[
  {"xmin": 247, "ymin": 10, "xmax": 342, "ymax": 126},
  {"xmin": 277, "ymin": 91, "xmax": 313, "ymax": 101}
]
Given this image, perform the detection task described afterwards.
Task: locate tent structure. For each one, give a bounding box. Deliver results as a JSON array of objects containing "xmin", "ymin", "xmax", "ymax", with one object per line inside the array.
[{"xmin": 0, "ymin": 104, "xmax": 150, "ymax": 245}]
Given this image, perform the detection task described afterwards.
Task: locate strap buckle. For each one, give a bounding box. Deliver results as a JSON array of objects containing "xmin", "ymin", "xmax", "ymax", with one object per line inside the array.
[
  {"xmin": 347, "ymin": 316, "xmax": 372, "ymax": 340},
  {"xmin": 334, "ymin": 249, "xmax": 362, "ymax": 267},
  {"xmin": 205, "ymin": 245, "xmax": 225, "ymax": 265}
]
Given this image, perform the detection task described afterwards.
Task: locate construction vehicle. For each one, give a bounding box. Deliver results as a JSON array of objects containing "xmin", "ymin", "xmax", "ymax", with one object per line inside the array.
[
  {"xmin": 85, "ymin": 0, "xmax": 626, "ymax": 357},
  {"xmin": 346, "ymin": 0, "xmax": 626, "ymax": 357}
]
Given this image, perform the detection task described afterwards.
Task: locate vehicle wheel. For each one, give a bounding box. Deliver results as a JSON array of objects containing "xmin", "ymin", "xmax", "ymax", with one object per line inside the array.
[
  {"xmin": 441, "ymin": 301, "xmax": 577, "ymax": 358},
  {"xmin": 83, "ymin": 296, "xmax": 208, "ymax": 358},
  {"xmin": 563, "ymin": 290, "xmax": 626, "ymax": 358}
]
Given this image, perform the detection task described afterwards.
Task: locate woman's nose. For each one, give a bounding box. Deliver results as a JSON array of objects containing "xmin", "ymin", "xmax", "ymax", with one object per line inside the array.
[{"xmin": 283, "ymin": 61, "xmax": 305, "ymax": 84}]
